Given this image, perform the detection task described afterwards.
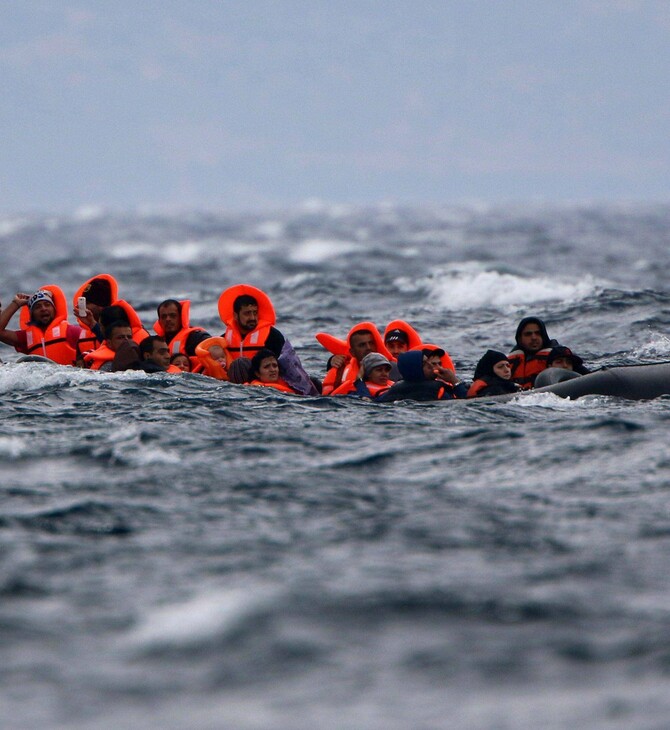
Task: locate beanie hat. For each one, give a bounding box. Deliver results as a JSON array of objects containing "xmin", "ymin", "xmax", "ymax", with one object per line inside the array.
[
  {"xmin": 28, "ymin": 290, "xmax": 54, "ymax": 310},
  {"xmin": 83, "ymin": 278, "xmax": 113, "ymax": 307},
  {"xmin": 361, "ymin": 352, "xmax": 391, "ymax": 379}
]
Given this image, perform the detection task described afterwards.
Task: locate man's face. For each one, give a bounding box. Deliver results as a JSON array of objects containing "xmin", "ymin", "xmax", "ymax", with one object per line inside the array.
[
  {"xmin": 158, "ymin": 304, "xmax": 180, "ymax": 336},
  {"xmin": 349, "ymin": 332, "xmax": 376, "ymax": 362},
  {"xmin": 108, "ymin": 326, "xmax": 133, "ymax": 352},
  {"xmin": 235, "ymin": 304, "xmax": 258, "ymax": 334},
  {"xmin": 148, "ymin": 339, "xmax": 171, "ymax": 369},
  {"xmin": 519, "ymin": 324, "xmax": 543, "ymax": 353},
  {"xmin": 31, "ymin": 300, "xmax": 56, "ymax": 328},
  {"xmin": 422, "ymin": 354, "xmax": 441, "ymax": 380},
  {"xmin": 385, "ymin": 339, "xmax": 408, "ymax": 358}
]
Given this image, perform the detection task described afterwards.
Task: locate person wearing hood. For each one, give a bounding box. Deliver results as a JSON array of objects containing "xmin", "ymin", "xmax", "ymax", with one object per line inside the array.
[
  {"xmin": 377, "ymin": 350, "xmax": 467, "ymax": 402},
  {"xmin": 545, "ymin": 346, "xmax": 589, "ymax": 374},
  {"xmin": 467, "ymin": 350, "xmax": 522, "ymax": 398},
  {"xmin": 533, "ymin": 346, "xmax": 590, "ymax": 387},
  {"xmin": 507, "ymin": 316, "xmax": 558, "ymax": 390}
]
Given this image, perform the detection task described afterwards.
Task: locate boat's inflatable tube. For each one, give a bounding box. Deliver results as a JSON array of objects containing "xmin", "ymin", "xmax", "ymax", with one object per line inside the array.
[
  {"xmin": 17, "ymin": 355, "xmax": 54, "ymax": 364},
  {"xmin": 533, "ymin": 367, "xmax": 582, "ymax": 388},
  {"xmin": 534, "ymin": 363, "xmax": 670, "ymax": 401}
]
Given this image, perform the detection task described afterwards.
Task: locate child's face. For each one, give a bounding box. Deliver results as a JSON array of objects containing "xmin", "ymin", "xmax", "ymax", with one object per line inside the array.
[
  {"xmin": 209, "ymin": 345, "xmax": 226, "ymax": 362},
  {"xmin": 550, "ymin": 356, "xmax": 573, "ymax": 370},
  {"xmin": 172, "ymin": 355, "xmax": 190, "ymax": 372},
  {"xmin": 493, "ymin": 360, "xmax": 512, "ymax": 380}
]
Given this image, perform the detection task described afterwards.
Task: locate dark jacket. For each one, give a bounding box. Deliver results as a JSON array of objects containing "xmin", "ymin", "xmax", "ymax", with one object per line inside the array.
[
  {"xmin": 378, "ymin": 351, "xmax": 466, "ymax": 402},
  {"xmin": 468, "ymin": 350, "xmax": 521, "ymax": 398}
]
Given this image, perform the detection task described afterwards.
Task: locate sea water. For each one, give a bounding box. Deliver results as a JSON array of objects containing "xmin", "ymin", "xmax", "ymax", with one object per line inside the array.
[{"xmin": 1, "ymin": 202, "xmax": 670, "ymax": 729}]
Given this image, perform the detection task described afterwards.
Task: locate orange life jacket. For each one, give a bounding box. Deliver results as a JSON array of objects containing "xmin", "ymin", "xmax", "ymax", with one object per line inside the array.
[
  {"xmin": 316, "ymin": 322, "xmax": 393, "ymax": 396},
  {"xmin": 330, "ymin": 377, "xmax": 393, "ymax": 397},
  {"xmin": 153, "ymin": 299, "xmax": 205, "ymax": 373},
  {"xmin": 18, "ymin": 285, "xmax": 78, "ymax": 366},
  {"xmin": 73, "ymin": 275, "xmax": 148, "ymax": 354},
  {"xmin": 194, "ymin": 337, "xmax": 231, "ymax": 380},
  {"xmin": 166, "ymin": 364, "xmax": 183, "ymax": 374},
  {"xmin": 83, "ymin": 343, "xmax": 116, "ymax": 370},
  {"xmin": 218, "ymin": 284, "xmax": 277, "ymax": 361},
  {"xmin": 247, "ymin": 378, "xmax": 297, "ymax": 394},
  {"xmin": 508, "ymin": 347, "xmax": 552, "ymax": 389},
  {"xmin": 467, "ymin": 379, "xmax": 490, "ymax": 398}
]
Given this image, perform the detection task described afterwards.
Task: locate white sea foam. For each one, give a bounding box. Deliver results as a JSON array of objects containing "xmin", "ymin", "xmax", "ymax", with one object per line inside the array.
[
  {"xmin": 128, "ymin": 586, "xmax": 274, "ymax": 649},
  {"xmin": 288, "ymin": 238, "xmax": 358, "ymax": 265},
  {"xmin": 515, "ymin": 391, "xmax": 602, "ymax": 409},
  {"xmin": 0, "ymin": 435, "xmax": 29, "ymax": 458},
  {"xmin": 0, "ymin": 217, "xmax": 29, "ymax": 237},
  {"xmin": 633, "ymin": 334, "xmax": 670, "ymax": 360},
  {"xmin": 111, "ymin": 241, "xmax": 157, "ymax": 259},
  {"xmin": 396, "ymin": 263, "xmax": 606, "ymax": 311},
  {"xmin": 160, "ymin": 241, "xmax": 203, "ymax": 264},
  {"xmin": 253, "ymin": 220, "xmax": 284, "ymax": 239}
]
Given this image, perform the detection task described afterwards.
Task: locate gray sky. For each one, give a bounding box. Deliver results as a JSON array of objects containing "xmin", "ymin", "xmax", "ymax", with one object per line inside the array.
[{"xmin": 1, "ymin": 1, "xmax": 668, "ymax": 212}]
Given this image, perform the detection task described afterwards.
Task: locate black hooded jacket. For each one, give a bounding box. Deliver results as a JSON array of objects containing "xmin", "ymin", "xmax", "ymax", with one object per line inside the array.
[
  {"xmin": 508, "ymin": 317, "xmax": 559, "ymax": 389},
  {"xmin": 467, "ymin": 350, "xmax": 521, "ymax": 398}
]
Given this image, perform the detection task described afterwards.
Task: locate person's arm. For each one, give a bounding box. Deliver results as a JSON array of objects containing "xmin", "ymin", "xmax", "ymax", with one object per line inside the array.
[{"xmin": 0, "ymin": 293, "xmax": 30, "ymax": 346}]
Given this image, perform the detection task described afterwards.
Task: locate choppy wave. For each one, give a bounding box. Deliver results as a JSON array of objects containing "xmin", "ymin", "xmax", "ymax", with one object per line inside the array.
[{"xmin": 1, "ymin": 202, "xmax": 670, "ymax": 730}]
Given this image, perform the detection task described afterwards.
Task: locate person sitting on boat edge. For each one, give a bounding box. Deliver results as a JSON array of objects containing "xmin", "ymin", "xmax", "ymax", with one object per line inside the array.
[
  {"xmin": 350, "ymin": 352, "xmax": 395, "ymax": 400},
  {"xmin": 0, "ymin": 287, "xmax": 81, "ymax": 365},
  {"xmin": 377, "ymin": 349, "xmax": 467, "ymax": 402},
  {"xmin": 507, "ymin": 316, "xmax": 559, "ymax": 390},
  {"xmin": 153, "ymin": 299, "xmax": 210, "ymax": 373},
  {"xmin": 467, "ymin": 350, "xmax": 521, "ymax": 398},
  {"xmin": 246, "ymin": 348, "xmax": 300, "ymax": 394}
]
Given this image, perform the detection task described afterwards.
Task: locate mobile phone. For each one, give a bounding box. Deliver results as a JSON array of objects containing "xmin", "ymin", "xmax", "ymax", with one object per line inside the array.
[{"xmin": 77, "ymin": 296, "xmax": 87, "ymax": 317}]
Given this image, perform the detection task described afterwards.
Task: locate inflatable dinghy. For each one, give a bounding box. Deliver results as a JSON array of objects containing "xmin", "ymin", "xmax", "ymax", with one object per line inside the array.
[{"xmin": 532, "ymin": 362, "xmax": 670, "ymax": 401}]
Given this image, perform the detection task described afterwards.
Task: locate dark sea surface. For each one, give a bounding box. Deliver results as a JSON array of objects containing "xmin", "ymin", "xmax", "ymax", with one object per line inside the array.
[{"xmin": 1, "ymin": 202, "xmax": 670, "ymax": 729}]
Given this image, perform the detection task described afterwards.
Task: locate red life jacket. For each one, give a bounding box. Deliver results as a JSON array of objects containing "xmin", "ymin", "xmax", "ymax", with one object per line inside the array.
[
  {"xmin": 508, "ymin": 347, "xmax": 552, "ymax": 389},
  {"xmin": 18, "ymin": 285, "xmax": 78, "ymax": 366}
]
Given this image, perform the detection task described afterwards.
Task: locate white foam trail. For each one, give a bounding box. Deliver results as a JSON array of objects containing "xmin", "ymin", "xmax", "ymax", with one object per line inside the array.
[
  {"xmin": 128, "ymin": 587, "xmax": 274, "ymax": 649},
  {"xmin": 396, "ymin": 263, "xmax": 606, "ymax": 312},
  {"xmin": 515, "ymin": 391, "xmax": 603, "ymax": 409}
]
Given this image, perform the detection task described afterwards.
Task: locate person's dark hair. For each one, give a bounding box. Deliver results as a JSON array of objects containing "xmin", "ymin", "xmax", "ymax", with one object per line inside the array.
[
  {"xmin": 106, "ymin": 320, "xmax": 132, "ymax": 340},
  {"xmin": 233, "ymin": 294, "xmax": 258, "ymax": 314},
  {"xmin": 157, "ymin": 299, "xmax": 181, "ymax": 317},
  {"xmin": 100, "ymin": 305, "xmax": 130, "ymax": 337},
  {"xmin": 139, "ymin": 335, "xmax": 165, "ymax": 357},
  {"xmin": 349, "ymin": 329, "xmax": 372, "ymax": 343},
  {"xmin": 250, "ymin": 348, "xmax": 277, "ymax": 378}
]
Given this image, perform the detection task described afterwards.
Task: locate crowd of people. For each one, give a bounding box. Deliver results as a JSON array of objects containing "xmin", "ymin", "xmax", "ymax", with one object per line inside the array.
[{"xmin": 0, "ymin": 274, "xmax": 589, "ymax": 401}]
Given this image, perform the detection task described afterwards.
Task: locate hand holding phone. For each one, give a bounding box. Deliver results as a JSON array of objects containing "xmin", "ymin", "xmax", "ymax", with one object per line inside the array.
[{"xmin": 77, "ymin": 296, "xmax": 87, "ymax": 318}]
